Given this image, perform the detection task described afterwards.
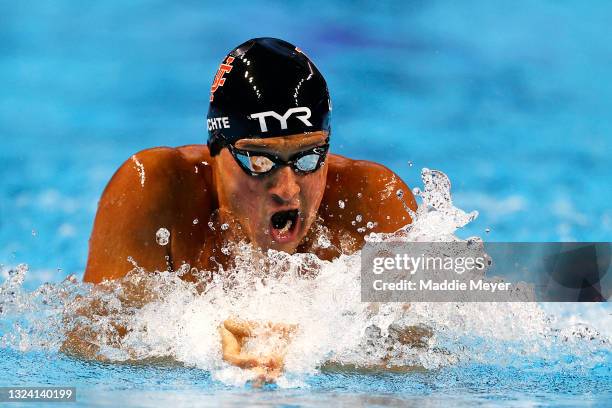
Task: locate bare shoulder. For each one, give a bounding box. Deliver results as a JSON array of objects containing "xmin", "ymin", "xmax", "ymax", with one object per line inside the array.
[
  {"xmin": 102, "ymin": 147, "xmax": 185, "ymax": 194},
  {"xmin": 321, "ymin": 153, "xmax": 417, "ymax": 234},
  {"xmin": 175, "ymin": 144, "xmax": 213, "ymax": 167},
  {"xmin": 99, "ymin": 145, "xmax": 214, "ymax": 204},
  {"xmin": 84, "ymin": 145, "xmax": 214, "ymax": 283}
]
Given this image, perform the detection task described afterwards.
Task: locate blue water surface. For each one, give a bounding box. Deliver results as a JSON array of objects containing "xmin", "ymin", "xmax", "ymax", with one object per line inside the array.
[
  {"xmin": 1, "ymin": 0, "xmax": 611, "ymax": 406},
  {"xmin": 1, "ymin": 348, "xmax": 610, "ymax": 407},
  {"xmin": 1, "ymin": 0, "xmax": 610, "ymax": 285}
]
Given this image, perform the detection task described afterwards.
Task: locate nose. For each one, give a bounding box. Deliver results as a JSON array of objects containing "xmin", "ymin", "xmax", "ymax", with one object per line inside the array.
[{"xmin": 267, "ymin": 166, "xmax": 300, "ymax": 205}]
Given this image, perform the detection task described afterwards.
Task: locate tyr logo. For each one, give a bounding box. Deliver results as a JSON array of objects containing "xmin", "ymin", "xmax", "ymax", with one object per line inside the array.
[
  {"xmin": 210, "ymin": 56, "xmax": 235, "ymax": 102},
  {"xmin": 249, "ymin": 107, "xmax": 313, "ymax": 132}
]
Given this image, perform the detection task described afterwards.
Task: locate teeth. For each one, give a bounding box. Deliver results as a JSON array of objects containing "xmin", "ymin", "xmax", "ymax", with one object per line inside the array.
[{"xmin": 279, "ymin": 219, "xmax": 293, "ymax": 234}]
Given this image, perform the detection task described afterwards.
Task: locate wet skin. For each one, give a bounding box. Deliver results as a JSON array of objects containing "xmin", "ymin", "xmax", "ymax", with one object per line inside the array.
[
  {"xmin": 219, "ymin": 318, "xmax": 296, "ymax": 385},
  {"xmin": 71, "ymin": 133, "xmax": 418, "ymax": 370},
  {"xmin": 83, "ymin": 132, "xmax": 417, "ymax": 284}
]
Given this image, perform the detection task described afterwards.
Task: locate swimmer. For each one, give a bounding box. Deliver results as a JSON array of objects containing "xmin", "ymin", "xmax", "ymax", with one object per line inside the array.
[{"xmin": 81, "ymin": 38, "xmax": 418, "ymax": 373}]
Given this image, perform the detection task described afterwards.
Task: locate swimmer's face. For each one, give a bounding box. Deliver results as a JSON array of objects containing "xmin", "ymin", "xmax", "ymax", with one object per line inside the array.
[{"xmin": 212, "ymin": 132, "xmax": 329, "ymax": 253}]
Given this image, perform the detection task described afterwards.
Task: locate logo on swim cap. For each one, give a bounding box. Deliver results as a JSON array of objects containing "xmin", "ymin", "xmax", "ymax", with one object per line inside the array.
[
  {"xmin": 207, "ymin": 38, "xmax": 331, "ymax": 156},
  {"xmin": 210, "ymin": 56, "xmax": 235, "ymax": 102},
  {"xmin": 207, "ymin": 117, "xmax": 230, "ymax": 131},
  {"xmin": 250, "ymin": 107, "xmax": 313, "ymax": 133}
]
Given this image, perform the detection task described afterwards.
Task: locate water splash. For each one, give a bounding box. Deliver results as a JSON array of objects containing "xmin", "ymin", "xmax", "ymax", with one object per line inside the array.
[
  {"xmin": 155, "ymin": 228, "xmax": 170, "ymax": 246},
  {"xmin": 0, "ymin": 169, "xmax": 609, "ymax": 387},
  {"xmin": 131, "ymin": 155, "xmax": 146, "ymax": 187}
]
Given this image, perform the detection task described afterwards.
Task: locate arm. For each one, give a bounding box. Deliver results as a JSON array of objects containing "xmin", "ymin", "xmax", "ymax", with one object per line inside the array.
[
  {"xmin": 220, "ymin": 318, "xmax": 296, "ymax": 381},
  {"xmin": 84, "ymin": 147, "xmax": 187, "ymax": 283},
  {"xmin": 219, "ymin": 325, "xmax": 260, "ymax": 368},
  {"xmin": 220, "ymin": 318, "xmax": 259, "ymax": 368},
  {"xmin": 66, "ymin": 147, "xmax": 212, "ymax": 358}
]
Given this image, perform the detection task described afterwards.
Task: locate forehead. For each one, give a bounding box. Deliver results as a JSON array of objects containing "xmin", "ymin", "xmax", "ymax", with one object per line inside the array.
[{"xmin": 234, "ymin": 131, "xmax": 328, "ymax": 154}]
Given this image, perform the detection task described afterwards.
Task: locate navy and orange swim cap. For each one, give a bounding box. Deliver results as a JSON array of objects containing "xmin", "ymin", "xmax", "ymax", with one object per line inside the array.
[{"xmin": 207, "ymin": 38, "xmax": 331, "ymax": 156}]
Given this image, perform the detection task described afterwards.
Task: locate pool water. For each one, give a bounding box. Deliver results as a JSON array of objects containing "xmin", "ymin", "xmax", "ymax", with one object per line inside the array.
[
  {"xmin": 1, "ymin": 0, "xmax": 611, "ymax": 406},
  {"xmin": 3, "ymin": 348, "xmax": 610, "ymax": 407}
]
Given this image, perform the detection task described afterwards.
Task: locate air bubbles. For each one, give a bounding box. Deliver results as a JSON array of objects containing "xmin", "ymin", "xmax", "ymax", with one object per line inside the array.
[
  {"xmin": 355, "ymin": 214, "xmax": 363, "ymax": 223},
  {"xmin": 65, "ymin": 274, "xmax": 77, "ymax": 283},
  {"xmin": 366, "ymin": 221, "xmax": 376, "ymax": 229},
  {"xmin": 155, "ymin": 228, "xmax": 170, "ymax": 246},
  {"xmin": 408, "ymin": 160, "xmax": 413, "ymax": 167},
  {"xmin": 176, "ymin": 263, "xmax": 190, "ymax": 277},
  {"xmin": 221, "ymin": 223, "xmax": 229, "ymax": 231},
  {"xmin": 466, "ymin": 237, "xmax": 482, "ymax": 247},
  {"xmin": 8, "ymin": 263, "xmax": 28, "ymax": 287},
  {"xmin": 485, "ymin": 228, "xmax": 491, "ymax": 234},
  {"xmin": 395, "ymin": 188, "xmax": 417, "ymax": 221},
  {"xmin": 317, "ymin": 234, "xmax": 331, "ymax": 249},
  {"xmin": 208, "ymin": 221, "xmax": 216, "ymax": 231},
  {"xmin": 357, "ymin": 227, "xmax": 366, "ymax": 233},
  {"xmin": 31, "ymin": 229, "xmax": 37, "ymax": 237},
  {"xmin": 193, "ymin": 219, "xmax": 199, "ymax": 225},
  {"xmin": 338, "ymin": 200, "xmax": 345, "ymax": 209}
]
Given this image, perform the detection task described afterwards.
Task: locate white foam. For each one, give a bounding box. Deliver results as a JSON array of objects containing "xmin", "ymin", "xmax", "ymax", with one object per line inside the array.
[{"xmin": 0, "ymin": 169, "xmax": 609, "ymax": 387}]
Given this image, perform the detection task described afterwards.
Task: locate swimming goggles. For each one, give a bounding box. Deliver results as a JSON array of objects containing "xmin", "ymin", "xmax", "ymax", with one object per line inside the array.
[{"xmin": 227, "ymin": 143, "xmax": 329, "ymax": 177}]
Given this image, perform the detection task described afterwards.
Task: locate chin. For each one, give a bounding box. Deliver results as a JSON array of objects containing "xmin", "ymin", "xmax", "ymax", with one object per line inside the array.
[
  {"xmin": 271, "ymin": 241, "xmax": 300, "ymax": 254},
  {"xmin": 254, "ymin": 236, "xmax": 299, "ymax": 254}
]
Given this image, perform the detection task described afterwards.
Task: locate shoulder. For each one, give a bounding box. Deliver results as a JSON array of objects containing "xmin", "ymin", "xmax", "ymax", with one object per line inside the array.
[
  {"xmin": 97, "ymin": 145, "xmax": 215, "ymax": 218},
  {"xmin": 118, "ymin": 145, "xmax": 209, "ymax": 178},
  {"xmin": 85, "ymin": 145, "xmax": 215, "ymax": 282},
  {"xmin": 117, "ymin": 144, "xmax": 212, "ymax": 173},
  {"xmin": 328, "ymin": 153, "xmax": 402, "ymax": 185},
  {"xmin": 105, "ymin": 145, "xmax": 211, "ymax": 193},
  {"xmin": 106, "ymin": 147, "xmax": 182, "ymax": 192},
  {"xmin": 321, "ymin": 153, "xmax": 416, "ymax": 234},
  {"xmin": 325, "ymin": 153, "xmax": 413, "ymax": 206}
]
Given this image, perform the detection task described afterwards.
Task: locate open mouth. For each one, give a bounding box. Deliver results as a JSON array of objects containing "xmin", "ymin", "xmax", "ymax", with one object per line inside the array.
[{"xmin": 269, "ymin": 209, "xmax": 300, "ymax": 243}]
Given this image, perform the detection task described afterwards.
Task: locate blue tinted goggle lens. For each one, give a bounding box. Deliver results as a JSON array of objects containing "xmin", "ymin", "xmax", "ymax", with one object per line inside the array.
[{"xmin": 230, "ymin": 144, "xmax": 328, "ymax": 176}]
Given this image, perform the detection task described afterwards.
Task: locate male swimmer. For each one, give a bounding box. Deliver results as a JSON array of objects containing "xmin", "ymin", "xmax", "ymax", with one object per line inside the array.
[{"xmin": 80, "ymin": 38, "xmax": 417, "ymax": 380}]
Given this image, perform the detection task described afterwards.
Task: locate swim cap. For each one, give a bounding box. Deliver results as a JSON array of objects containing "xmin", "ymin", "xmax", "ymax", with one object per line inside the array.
[{"xmin": 207, "ymin": 38, "xmax": 331, "ymax": 156}]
